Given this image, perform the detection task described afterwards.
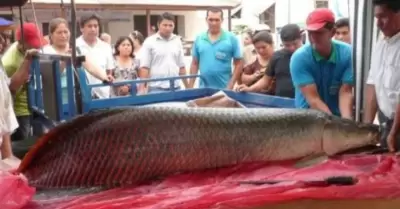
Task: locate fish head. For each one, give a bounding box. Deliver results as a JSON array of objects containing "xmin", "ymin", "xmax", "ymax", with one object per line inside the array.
[{"xmin": 322, "ymin": 115, "xmax": 381, "ymax": 155}]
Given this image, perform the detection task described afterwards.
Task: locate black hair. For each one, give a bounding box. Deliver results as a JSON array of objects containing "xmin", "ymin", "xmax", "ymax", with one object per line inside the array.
[
  {"xmin": 373, "ymin": 0, "xmax": 400, "ymax": 12},
  {"xmin": 324, "ymin": 22, "xmax": 335, "ymax": 30},
  {"xmin": 130, "ymin": 30, "xmax": 144, "ymax": 45},
  {"xmin": 158, "ymin": 12, "xmax": 175, "ymax": 24},
  {"xmin": 280, "ymin": 24, "xmax": 302, "ymax": 42},
  {"xmin": 252, "ymin": 31, "xmax": 274, "ymax": 45},
  {"xmin": 113, "ymin": 36, "xmax": 135, "ymax": 58},
  {"xmin": 206, "ymin": 7, "xmax": 224, "ymax": 18},
  {"xmin": 335, "ymin": 18, "xmax": 350, "ymax": 28},
  {"xmin": 79, "ymin": 14, "xmax": 101, "ymax": 28}
]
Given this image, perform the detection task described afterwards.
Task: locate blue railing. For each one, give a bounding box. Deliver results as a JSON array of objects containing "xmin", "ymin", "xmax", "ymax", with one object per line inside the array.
[{"xmin": 28, "ymin": 55, "xmax": 295, "ymax": 123}]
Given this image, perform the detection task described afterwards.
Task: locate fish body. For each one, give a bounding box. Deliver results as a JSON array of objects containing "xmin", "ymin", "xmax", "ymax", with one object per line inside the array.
[{"xmin": 17, "ymin": 107, "xmax": 380, "ymax": 189}]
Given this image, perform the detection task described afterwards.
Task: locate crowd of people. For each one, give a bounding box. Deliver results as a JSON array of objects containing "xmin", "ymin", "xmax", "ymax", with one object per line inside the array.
[
  {"xmin": 234, "ymin": 1, "xmax": 399, "ymax": 153},
  {"xmin": 0, "ymin": 0, "xmax": 399, "ymax": 171}
]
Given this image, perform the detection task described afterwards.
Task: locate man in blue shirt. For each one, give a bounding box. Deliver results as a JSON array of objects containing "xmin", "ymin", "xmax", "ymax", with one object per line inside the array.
[
  {"xmin": 290, "ymin": 8, "xmax": 353, "ymax": 118},
  {"xmin": 189, "ymin": 7, "xmax": 242, "ymax": 89}
]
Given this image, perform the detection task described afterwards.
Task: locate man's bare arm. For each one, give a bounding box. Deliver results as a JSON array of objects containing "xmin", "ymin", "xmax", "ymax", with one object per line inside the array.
[
  {"xmin": 391, "ymin": 104, "xmax": 400, "ymax": 134},
  {"xmin": 179, "ymin": 67, "xmax": 189, "ymax": 88},
  {"xmin": 339, "ymin": 84, "xmax": 354, "ymax": 119},
  {"xmin": 9, "ymin": 58, "xmax": 31, "ymax": 94},
  {"xmin": 363, "ymin": 84, "xmax": 378, "ymax": 123},
  {"xmin": 227, "ymin": 59, "xmax": 243, "ymax": 89},
  {"xmin": 300, "ymin": 84, "xmax": 332, "ymax": 114},
  {"xmin": 0, "ymin": 134, "xmax": 13, "ymax": 159},
  {"xmin": 188, "ymin": 58, "xmax": 199, "ymax": 88},
  {"xmin": 138, "ymin": 67, "xmax": 150, "ymax": 93}
]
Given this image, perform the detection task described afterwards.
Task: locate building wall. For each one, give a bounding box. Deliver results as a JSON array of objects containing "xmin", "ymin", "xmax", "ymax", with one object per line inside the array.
[{"xmin": 1, "ymin": 8, "xmax": 231, "ymax": 43}]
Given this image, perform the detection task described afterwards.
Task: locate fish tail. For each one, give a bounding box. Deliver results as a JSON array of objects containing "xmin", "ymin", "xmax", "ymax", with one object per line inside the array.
[{"xmin": 17, "ymin": 108, "xmax": 127, "ymax": 173}]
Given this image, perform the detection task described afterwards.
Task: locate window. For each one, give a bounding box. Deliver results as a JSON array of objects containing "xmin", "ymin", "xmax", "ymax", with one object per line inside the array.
[
  {"xmin": 315, "ymin": 0, "xmax": 328, "ymax": 8},
  {"xmin": 42, "ymin": 22, "xmax": 81, "ymax": 37}
]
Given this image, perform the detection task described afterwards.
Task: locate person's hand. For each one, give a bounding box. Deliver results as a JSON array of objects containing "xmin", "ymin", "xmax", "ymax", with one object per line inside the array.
[
  {"xmin": 234, "ymin": 84, "xmax": 250, "ymax": 92},
  {"xmin": 2, "ymin": 156, "xmax": 21, "ymax": 170},
  {"xmin": 137, "ymin": 86, "xmax": 148, "ymax": 95},
  {"xmin": 117, "ymin": 85, "xmax": 130, "ymax": 96},
  {"xmin": 253, "ymin": 71, "xmax": 263, "ymax": 79},
  {"xmin": 106, "ymin": 74, "xmax": 114, "ymax": 83},
  {"xmin": 387, "ymin": 131, "xmax": 397, "ymax": 152},
  {"xmin": 25, "ymin": 48, "xmax": 40, "ymax": 59}
]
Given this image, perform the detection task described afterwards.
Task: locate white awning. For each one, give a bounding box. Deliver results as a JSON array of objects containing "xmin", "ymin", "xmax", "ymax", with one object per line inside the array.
[
  {"xmin": 241, "ymin": 0, "xmax": 275, "ymax": 17},
  {"xmin": 231, "ymin": 5, "xmax": 242, "ymax": 15},
  {"xmin": 31, "ymin": 0, "xmax": 241, "ymax": 8}
]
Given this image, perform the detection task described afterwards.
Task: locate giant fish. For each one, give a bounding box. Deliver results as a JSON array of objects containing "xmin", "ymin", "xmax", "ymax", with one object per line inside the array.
[{"xmin": 17, "ymin": 107, "xmax": 380, "ymax": 189}]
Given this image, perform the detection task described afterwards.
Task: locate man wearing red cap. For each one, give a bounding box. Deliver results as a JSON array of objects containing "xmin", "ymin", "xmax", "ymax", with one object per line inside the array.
[
  {"xmin": 1, "ymin": 22, "xmax": 43, "ymax": 142},
  {"xmin": 289, "ymin": 8, "xmax": 353, "ymax": 119}
]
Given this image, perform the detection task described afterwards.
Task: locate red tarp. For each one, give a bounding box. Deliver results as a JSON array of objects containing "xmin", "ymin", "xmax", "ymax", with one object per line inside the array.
[
  {"xmin": 3, "ymin": 154, "xmax": 400, "ymax": 209},
  {"xmin": 0, "ymin": 170, "xmax": 34, "ymax": 209}
]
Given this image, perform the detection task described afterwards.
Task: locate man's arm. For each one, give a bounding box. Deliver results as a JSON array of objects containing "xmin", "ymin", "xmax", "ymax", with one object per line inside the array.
[
  {"xmin": 339, "ymin": 84, "xmax": 353, "ymax": 119},
  {"xmin": 391, "ymin": 104, "xmax": 400, "ymax": 135},
  {"xmin": 290, "ymin": 51, "xmax": 331, "ymax": 114},
  {"xmin": 8, "ymin": 59, "xmax": 31, "ymax": 94},
  {"xmin": 82, "ymin": 56, "xmax": 110, "ymax": 81},
  {"xmin": 1, "ymin": 134, "xmax": 12, "ymax": 159},
  {"xmin": 227, "ymin": 36, "xmax": 243, "ymax": 89},
  {"xmin": 363, "ymin": 71, "xmax": 378, "ymax": 123},
  {"xmin": 138, "ymin": 40, "xmax": 152, "ymax": 93},
  {"xmin": 188, "ymin": 39, "xmax": 200, "ymax": 88},
  {"xmin": 105, "ymin": 46, "xmax": 115, "ymax": 79},
  {"xmin": 176, "ymin": 39, "xmax": 189, "ymax": 88},
  {"xmin": 3, "ymin": 50, "xmax": 36, "ymax": 94},
  {"xmin": 339, "ymin": 54, "xmax": 354, "ymax": 119}
]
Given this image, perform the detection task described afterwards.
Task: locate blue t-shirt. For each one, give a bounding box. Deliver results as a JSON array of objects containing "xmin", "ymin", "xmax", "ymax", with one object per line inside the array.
[
  {"xmin": 192, "ymin": 31, "xmax": 242, "ymax": 88},
  {"xmin": 290, "ymin": 40, "xmax": 353, "ymax": 116}
]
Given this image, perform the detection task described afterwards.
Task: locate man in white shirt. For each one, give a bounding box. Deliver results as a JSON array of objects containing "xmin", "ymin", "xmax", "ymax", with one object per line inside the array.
[
  {"xmin": 138, "ymin": 12, "xmax": 188, "ymax": 93},
  {"xmin": 364, "ymin": 0, "xmax": 400, "ymax": 152},
  {"xmin": 76, "ymin": 14, "xmax": 114, "ymax": 99}
]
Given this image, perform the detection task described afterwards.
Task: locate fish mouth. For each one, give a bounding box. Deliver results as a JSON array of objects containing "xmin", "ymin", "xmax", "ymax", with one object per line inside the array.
[
  {"xmin": 370, "ymin": 131, "xmax": 381, "ymax": 145},
  {"xmin": 362, "ymin": 123, "xmax": 381, "ymax": 145}
]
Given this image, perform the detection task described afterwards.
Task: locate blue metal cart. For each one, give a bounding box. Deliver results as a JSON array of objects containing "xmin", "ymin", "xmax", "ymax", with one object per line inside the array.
[{"xmin": 26, "ymin": 55, "xmax": 295, "ymax": 137}]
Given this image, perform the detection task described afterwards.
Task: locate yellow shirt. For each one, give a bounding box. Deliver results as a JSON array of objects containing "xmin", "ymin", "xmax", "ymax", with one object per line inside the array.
[{"xmin": 1, "ymin": 42, "xmax": 28, "ymax": 116}]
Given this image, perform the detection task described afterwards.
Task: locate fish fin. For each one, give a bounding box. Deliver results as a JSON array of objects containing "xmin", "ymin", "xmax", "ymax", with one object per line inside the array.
[
  {"xmin": 294, "ymin": 154, "xmax": 328, "ymax": 169},
  {"xmin": 17, "ymin": 108, "xmax": 127, "ymax": 173}
]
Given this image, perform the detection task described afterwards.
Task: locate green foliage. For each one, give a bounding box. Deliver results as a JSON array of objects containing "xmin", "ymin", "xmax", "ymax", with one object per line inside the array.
[{"xmin": 232, "ymin": 24, "xmax": 250, "ymax": 35}]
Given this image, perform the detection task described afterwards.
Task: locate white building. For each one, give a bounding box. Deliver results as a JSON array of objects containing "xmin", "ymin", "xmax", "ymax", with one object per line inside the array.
[{"xmin": 0, "ymin": 0, "xmax": 240, "ymax": 43}]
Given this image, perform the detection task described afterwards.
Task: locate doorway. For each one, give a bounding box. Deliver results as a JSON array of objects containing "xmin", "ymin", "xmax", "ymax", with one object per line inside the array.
[{"xmin": 133, "ymin": 15, "xmax": 178, "ymax": 38}]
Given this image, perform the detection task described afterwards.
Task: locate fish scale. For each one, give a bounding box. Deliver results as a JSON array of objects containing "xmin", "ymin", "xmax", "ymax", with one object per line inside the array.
[{"xmin": 17, "ymin": 107, "xmax": 380, "ymax": 189}]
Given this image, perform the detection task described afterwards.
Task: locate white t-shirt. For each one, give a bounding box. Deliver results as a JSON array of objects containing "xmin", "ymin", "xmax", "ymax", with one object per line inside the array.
[
  {"xmin": 0, "ymin": 60, "xmax": 18, "ymax": 149},
  {"xmin": 366, "ymin": 32, "xmax": 400, "ymax": 119},
  {"xmin": 76, "ymin": 36, "xmax": 114, "ymax": 99}
]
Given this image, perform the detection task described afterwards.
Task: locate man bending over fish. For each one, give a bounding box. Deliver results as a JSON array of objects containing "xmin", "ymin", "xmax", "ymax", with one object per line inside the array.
[{"xmin": 290, "ymin": 8, "xmax": 353, "ymax": 119}]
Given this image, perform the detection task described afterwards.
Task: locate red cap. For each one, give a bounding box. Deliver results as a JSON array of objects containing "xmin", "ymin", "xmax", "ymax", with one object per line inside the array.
[
  {"xmin": 16, "ymin": 23, "xmax": 44, "ymax": 48},
  {"xmin": 306, "ymin": 8, "xmax": 335, "ymax": 31}
]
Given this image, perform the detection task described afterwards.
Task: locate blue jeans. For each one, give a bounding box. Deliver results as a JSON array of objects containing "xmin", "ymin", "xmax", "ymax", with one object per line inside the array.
[{"xmin": 148, "ymin": 86, "xmax": 181, "ymax": 94}]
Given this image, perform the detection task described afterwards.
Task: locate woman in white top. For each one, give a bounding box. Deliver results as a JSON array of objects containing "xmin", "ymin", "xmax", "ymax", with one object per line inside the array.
[{"xmin": 42, "ymin": 17, "xmax": 113, "ymax": 104}]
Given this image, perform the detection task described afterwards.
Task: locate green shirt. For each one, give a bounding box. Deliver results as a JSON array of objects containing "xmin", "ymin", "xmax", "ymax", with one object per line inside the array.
[
  {"xmin": 2, "ymin": 42, "xmax": 29, "ymax": 116},
  {"xmin": 312, "ymin": 43, "xmax": 337, "ymax": 63}
]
